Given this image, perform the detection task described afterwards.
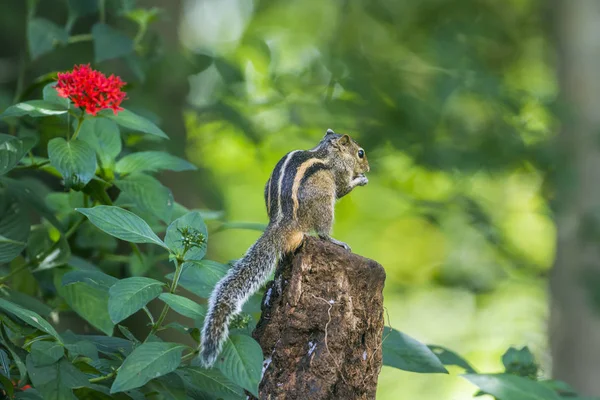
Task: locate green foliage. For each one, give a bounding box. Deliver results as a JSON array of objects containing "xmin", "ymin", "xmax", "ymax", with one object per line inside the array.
[{"xmin": 0, "ymin": 1, "xmax": 585, "ymax": 399}]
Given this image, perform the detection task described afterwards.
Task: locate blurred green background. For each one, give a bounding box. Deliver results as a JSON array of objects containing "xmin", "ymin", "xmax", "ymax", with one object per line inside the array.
[{"xmin": 0, "ymin": 0, "xmax": 572, "ymax": 398}]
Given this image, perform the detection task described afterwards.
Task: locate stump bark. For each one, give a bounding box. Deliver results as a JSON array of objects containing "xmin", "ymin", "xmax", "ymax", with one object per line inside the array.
[{"xmin": 252, "ymin": 237, "xmax": 386, "ymax": 400}]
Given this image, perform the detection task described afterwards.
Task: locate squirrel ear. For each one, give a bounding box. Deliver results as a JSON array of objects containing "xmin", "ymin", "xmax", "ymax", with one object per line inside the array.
[
  {"xmin": 337, "ymin": 134, "xmax": 351, "ymax": 146},
  {"xmin": 325, "ymin": 128, "xmax": 335, "ymax": 137}
]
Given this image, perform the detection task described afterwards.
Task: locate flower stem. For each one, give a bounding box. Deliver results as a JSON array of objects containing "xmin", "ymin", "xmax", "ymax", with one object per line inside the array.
[
  {"xmin": 71, "ymin": 115, "xmax": 84, "ymax": 141},
  {"xmin": 99, "ymin": 0, "xmax": 106, "ymax": 23},
  {"xmin": 145, "ymin": 258, "xmax": 184, "ymax": 341},
  {"xmin": 68, "ymin": 34, "xmax": 93, "ymax": 44}
]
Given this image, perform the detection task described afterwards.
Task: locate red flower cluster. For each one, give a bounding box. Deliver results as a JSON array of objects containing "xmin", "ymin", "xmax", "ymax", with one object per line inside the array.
[{"xmin": 54, "ymin": 64, "xmax": 126, "ymax": 116}]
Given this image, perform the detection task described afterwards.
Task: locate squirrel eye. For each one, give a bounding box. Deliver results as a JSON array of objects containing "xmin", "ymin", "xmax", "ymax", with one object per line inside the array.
[{"xmin": 358, "ymin": 149, "xmax": 365, "ymax": 159}]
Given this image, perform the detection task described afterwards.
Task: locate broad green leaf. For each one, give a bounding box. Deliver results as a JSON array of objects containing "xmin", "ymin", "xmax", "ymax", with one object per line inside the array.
[
  {"xmin": 146, "ymin": 372, "xmax": 188, "ymax": 400},
  {"xmin": 382, "ymin": 327, "xmax": 447, "ymax": 373},
  {"xmin": 26, "ymin": 356, "xmax": 88, "ymax": 400},
  {"xmin": 30, "ymin": 341, "xmax": 64, "ymax": 366},
  {"xmin": 215, "ymin": 335, "xmax": 262, "ymax": 397},
  {"xmin": 27, "ymin": 18, "xmax": 68, "ymax": 60},
  {"xmin": 74, "ymin": 335, "xmax": 133, "ymax": 357},
  {"xmin": 114, "ymin": 173, "xmax": 174, "ymax": 222},
  {"xmin": 158, "ymin": 293, "xmax": 206, "ymax": 321},
  {"xmin": 110, "ymin": 342, "xmax": 186, "ymax": 393},
  {"xmin": 167, "ymin": 260, "xmax": 228, "ymax": 298},
  {"xmin": 427, "ymin": 345, "xmax": 476, "ymax": 374},
  {"xmin": 92, "ymin": 23, "xmax": 134, "ymax": 63},
  {"xmin": 1, "ymin": 289, "xmax": 52, "ymax": 318},
  {"xmin": 164, "ymin": 211, "xmax": 208, "ymax": 261},
  {"xmin": 463, "ymin": 374, "xmax": 562, "ymax": 400},
  {"xmin": 115, "ymin": 151, "xmax": 196, "ymax": 175},
  {"xmin": 1, "ymin": 177, "xmax": 65, "ymax": 232},
  {"xmin": 108, "ymin": 277, "xmax": 164, "ymax": 324},
  {"xmin": 14, "ymin": 391, "xmax": 44, "ymax": 400},
  {"xmin": 47, "ymin": 138, "xmax": 97, "ymax": 189},
  {"xmin": 59, "ymin": 270, "xmax": 117, "ymax": 336},
  {"xmin": 75, "ymin": 221, "xmax": 118, "ymax": 252},
  {"xmin": 64, "ymin": 341, "xmax": 98, "ymax": 361},
  {"xmin": 76, "ymin": 206, "xmax": 167, "ymax": 249},
  {"xmin": 0, "ymin": 370, "xmax": 13, "ymax": 397},
  {"xmin": 0, "ymin": 134, "xmax": 24, "ymax": 175},
  {"xmin": 42, "ymin": 83, "xmax": 69, "ymax": 108},
  {"xmin": 179, "ymin": 367, "xmax": 244, "ymax": 400},
  {"xmin": 77, "ymin": 118, "xmax": 122, "ymax": 168},
  {"xmin": 0, "ymin": 197, "xmax": 29, "ymax": 263},
  {"xmin": 0, "ymin": 100, "xmax": 67, "ymax": 119},
  {"xmin": 102, "ymin": 108, "xmax": 168, "ymax": 139},
  {"xmin": 0, "ymin": 298, "xmax": 62, "ymax": 343}
]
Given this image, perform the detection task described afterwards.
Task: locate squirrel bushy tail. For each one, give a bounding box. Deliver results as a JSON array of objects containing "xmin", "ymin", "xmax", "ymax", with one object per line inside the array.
[{"xmin": 199, "ymin": 223, "xmax": 293, "ymax": 367}]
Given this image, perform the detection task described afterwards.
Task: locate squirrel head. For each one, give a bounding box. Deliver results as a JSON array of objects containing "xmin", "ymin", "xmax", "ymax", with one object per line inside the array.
[{"xmin": 322, "ymin": 128, "xmax": 370, "ymax": 177}]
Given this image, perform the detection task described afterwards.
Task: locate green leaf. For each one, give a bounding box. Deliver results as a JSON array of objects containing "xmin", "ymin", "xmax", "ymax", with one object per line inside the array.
[
  {"xmin": 30, "ymin": 341, "xmax": 64, "ymax": 366},
  {"xmin": 114, "ymin": 174, "xmax": 174, "ymax": 222},
  {"xmin": 108, "ymin": 277, "xmax": 164, "ymax": 324},
  {"xmin": 0, "ymin": 348, "xmax": 10, "ymax": 377},
  {"xmin": 27, "ymin": 18, "xmax": 68, "ymax": 60},
  {"xmin": 64, "ymin": 341, "xmax": 98, "ymax": 361},
  {"xmin": 115, "ymin": 151, "xmax": 196, "ymax": 175},
  {"xmin": 167, "ymin": 260, "xmax": 228, "ymax": 298},
  {"xmin": 77, "ymin": 118, "xmax": 122, "ymax": 168},
  {"xmin": 146, "ymin": 372, "xmax": 188, "ymax": 400},
  {"xmin": 0, "ymin": 197, "xmax": 29, "ymax": 263},
  {"xmin": 0, "ymin": 100, "xmax": 68, "ymax": 119},
  {"xmin": 427, "ymin": 345, "xmax": 476, "ymax": 374},
  {"xmin": 158, "ymin": 294, "xmax": 206, "ymax": 321},
  {"xmin": 463, "ymin": 374, "xmax": 562, "ymax": 400},
  {"xmin": 110, "ymin": 342, "xmax": 185, "ymax": 393},
  {"xmin": 74, "ymin": 335, "xmax": 133, "ymax": 357},
  {"xmin": 164, "ymin": 211, "xmax": 208, "ymax": 261},
  {"xmin": 48, "ymin": 138, "xmax": 97, "ymax": 189},
  {"xmin": 0, "ymin": 298, "xmax": 62, "ymax": 343},
  {"xmin": 26, "ymin": 356, "xmax": 88, "ymax": 400},
  {"xmin": 0, "ymin": 370, "xmax": 14, "ymax": 397},
  {"xmin": 42, "ymin": 83, "xmax": 69, "ymax": 108},
  {"xmin": 0, "ymin": 134, "xmax": 25, "ymax": 175},
  {"xmin": 59, "ymin": 270, "xmax": 117, "ymax": 336},
  {"xmin": 75, "ymin": 221, "xmax": 118, "ymax": 252},
  {"xmin": 76, "ymin": 206, "xmax": 167, "ymax": 249},
  {"xmin": 1, "ymin": 289, "xmax": 52, "ymax": 318},
  {"xmin": 382, "ymin": 327, "xmax": 448, "ymax": 374},
  {"xmin": 102, "ymin": 109, "xmax": 168, "ymax": 139},
  {"xmin": 0, "ymin": 326, "xmax": 27, "ymax": 385},
  {"xmin": 179, "ymin": 367, "xmax": 244, "ymax": 400},
  {"xmin": 92, "ymin": 23, "xmax": 134, "ymax": 63},
  {"xmin": 215, "ymin": 334, "xmax": 262, "ymax": 397}
]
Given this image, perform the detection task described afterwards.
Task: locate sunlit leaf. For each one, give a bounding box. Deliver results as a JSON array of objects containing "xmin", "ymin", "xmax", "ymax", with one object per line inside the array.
[
  {"xmin": 463, "ymin": 374, "xmax": 562, "ymax": 400},
  {"xmin": 158, "ymin": 293, "xmax": 206, "ymax": 321},
  {"xmin": 0, "ymin": 100, "xmax": 67, "ymax": 119},
  {"xmin": 115, "ymin": 151, "xmax": 196, "ymax": 175},
  {"xmin": 102, "ymin": 108, "xmax": 168, "ymax": 139}
]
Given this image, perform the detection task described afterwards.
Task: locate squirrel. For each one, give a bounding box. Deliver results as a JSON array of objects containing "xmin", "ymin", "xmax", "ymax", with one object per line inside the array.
[{"xmin": 199, "ymin": 128, "xmax": 370, "ymax": 367}]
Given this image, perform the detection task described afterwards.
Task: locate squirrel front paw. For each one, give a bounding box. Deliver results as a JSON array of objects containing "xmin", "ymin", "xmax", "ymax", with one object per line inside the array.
[{"xmin": 353, "ymin": 175, "xmax": 368, "ymax": 187}]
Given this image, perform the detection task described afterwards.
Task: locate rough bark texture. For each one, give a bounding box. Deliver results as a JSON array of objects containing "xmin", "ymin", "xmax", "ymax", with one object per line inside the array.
[
  {"xmin": 251, "ymin": 237, "xmax": 386, "ymax": 400},
  {"xmin": 550, "ymin": 0, "xmax": 600, "ymax": 396}
]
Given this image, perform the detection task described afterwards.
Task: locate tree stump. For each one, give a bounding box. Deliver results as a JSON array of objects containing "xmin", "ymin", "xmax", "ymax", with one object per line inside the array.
[{"xmin": 252, "ymin": 237, "xmax": 386, "ymax": 400}]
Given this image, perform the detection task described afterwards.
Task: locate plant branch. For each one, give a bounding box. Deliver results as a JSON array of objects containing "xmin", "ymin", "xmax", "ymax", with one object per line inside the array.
[
  {"xmin": 145, "ymin": 258, "xmax": 184, "ymax": 341},
  {"xmin": 68, "ymin": 34, "xmax": 93, "ymax": 44},
  {"xmin": 89, "ymin": 369, "xmax": 117, "ymax": 383}
]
